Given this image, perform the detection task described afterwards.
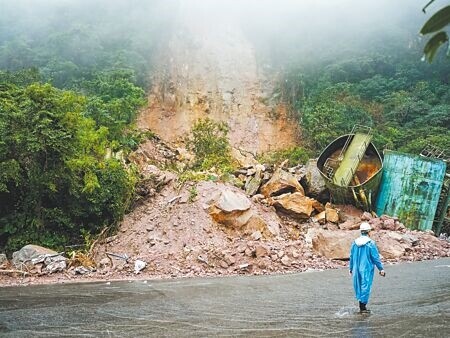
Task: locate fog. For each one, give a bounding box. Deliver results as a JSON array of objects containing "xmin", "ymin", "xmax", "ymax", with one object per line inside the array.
[{"xmin": 0, "ymin": 0, "xmax": 437, "ymax": 74}]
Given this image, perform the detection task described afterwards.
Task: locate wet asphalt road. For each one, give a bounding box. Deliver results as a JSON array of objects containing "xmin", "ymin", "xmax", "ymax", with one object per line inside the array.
[{"xmin": 0, "ymin": 258, "xmax": 449, "ymax": 337}]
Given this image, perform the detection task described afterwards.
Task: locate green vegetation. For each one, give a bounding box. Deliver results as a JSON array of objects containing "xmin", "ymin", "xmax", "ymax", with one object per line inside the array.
[
  {"xmin": 0, "ymin": 73, "xmax": 139, "ymax": 252},
  {"xmin": 258, "ymin": 146, "xmax": 311, "ymax": 167},
  {"xmin": 0, "ymin": 1, "xmax": 172, "ymax": 253},
  {"xmin": 187, "ymin": 118, "xmax": 234, "ymax": 173},
  {"xmin": 188, "ymin": 186, "xmax": 198, "ymax": 203},
  {"xmin": 282, "ymin": 46, "xmax": 450, "ymax": 156}
]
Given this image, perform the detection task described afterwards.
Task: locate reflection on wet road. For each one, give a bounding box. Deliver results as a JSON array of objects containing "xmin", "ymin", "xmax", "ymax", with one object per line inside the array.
[{"xmin": 1, "ymin": 259, "xmax": 449, "ymax": 337}]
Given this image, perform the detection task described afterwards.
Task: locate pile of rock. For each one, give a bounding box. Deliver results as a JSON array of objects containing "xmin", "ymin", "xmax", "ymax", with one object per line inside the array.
[
  {"xmin": 231, "ymin": 160, "xmax": 331, "ymax": 222},
  {"xmin": 9, "ymin": 245, "xmax": 67, "ymax": 274}
]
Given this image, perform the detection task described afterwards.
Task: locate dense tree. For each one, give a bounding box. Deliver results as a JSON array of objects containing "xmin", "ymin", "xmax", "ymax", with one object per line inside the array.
[{"xmin": 0, "ymin": 79, "xmax": 136, "ymax": 252}]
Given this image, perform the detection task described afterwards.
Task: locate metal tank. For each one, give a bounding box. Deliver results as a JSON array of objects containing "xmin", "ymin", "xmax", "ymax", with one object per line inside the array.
[{"xmin": 316, "ymin": 126, "xmax": 383, "ymax": 211}]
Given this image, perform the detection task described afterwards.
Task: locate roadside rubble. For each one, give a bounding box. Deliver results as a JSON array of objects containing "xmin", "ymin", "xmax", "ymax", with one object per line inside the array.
[{"xmin": 1, "ymin": 138, "xmax": 449, "ymax": 287}]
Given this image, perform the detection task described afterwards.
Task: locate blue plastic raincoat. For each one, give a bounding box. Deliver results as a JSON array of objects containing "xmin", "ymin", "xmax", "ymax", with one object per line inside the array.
[{"xmin": 349, "ymin": 235, "xmax": 383, "ymax": 304}]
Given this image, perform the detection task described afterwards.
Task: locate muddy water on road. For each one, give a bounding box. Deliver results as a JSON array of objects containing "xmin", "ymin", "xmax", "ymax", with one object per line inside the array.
[{"xmin": 1, "ymin": 259, "xmax": 449, "ymax": 337}]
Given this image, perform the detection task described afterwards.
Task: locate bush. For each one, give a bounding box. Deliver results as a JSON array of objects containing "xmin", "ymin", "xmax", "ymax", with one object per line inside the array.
[
  {"xmin": 258, "ymin": 146, "xmax": 312, "ymax": 167},
  {"xmin": 187, "ymin": 118, "xmax": 234, "ymax": 173}
]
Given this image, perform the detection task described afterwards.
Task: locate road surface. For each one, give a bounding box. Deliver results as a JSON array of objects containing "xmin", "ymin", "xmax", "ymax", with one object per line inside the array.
[{"xmin": 1, "ymin": 258, "xmax": 449, "ymax": 337}]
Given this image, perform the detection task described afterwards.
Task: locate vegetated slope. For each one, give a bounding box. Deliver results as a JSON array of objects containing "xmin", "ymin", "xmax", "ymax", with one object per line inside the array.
[{"xmin": 137, "ymin": 13, "xmax": 300, "ymax": 154}]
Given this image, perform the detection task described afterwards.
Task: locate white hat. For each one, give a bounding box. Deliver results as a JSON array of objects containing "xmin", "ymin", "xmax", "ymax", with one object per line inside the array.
[{"xmin": 360, "ymin": 222, "xmax": 371, "ymax": 231}]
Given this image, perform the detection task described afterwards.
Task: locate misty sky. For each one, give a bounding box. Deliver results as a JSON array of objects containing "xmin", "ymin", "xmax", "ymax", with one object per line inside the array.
[{"xmin": 0, "ymin": 0, "xmax": 440, "ymax": 69}]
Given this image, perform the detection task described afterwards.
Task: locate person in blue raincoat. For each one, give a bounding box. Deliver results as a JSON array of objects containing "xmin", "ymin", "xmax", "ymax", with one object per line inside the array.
[{"xmin": 349, "ymin": 222, "xmax": 385, "ymax": 313}]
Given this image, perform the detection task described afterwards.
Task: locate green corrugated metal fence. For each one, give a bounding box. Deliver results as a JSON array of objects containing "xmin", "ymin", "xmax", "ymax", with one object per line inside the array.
[{"xmin": 375, "ymin": 150, "xmax": 447, "ymax": 231}]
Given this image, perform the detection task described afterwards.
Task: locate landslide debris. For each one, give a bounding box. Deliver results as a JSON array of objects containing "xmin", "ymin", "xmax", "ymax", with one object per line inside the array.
[{"xmin": 1, "ymin": 136, "xmax": 449, "ymax": 286}]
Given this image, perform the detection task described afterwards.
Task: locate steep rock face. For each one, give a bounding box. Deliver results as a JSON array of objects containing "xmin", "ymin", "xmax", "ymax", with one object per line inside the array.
[{"xmin": 137, "ymin": 12, "xmax": 299, "ymax": 153}]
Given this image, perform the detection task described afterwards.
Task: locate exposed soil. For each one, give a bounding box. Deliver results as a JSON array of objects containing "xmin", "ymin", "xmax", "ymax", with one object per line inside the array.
[{"xmin": 137, "ymin": 10, "xmax": 300, "ymax": 154}]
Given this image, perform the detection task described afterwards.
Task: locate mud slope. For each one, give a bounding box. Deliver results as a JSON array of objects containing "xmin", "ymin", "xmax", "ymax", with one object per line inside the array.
[{"xmin": 138, "ymin": 7, "xmax": 300, "ymax": 154}]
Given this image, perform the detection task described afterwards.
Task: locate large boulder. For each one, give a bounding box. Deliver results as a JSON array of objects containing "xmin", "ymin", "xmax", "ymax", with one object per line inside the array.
[
  {"xmin": 12, "ymin": 244, "xmax": 67, "ymax": 273},
  {"xmin": 302, "ymin": 159, "xmax": 328, "ymax": 201},
  {"xmin": 271, "ymin": 192, "xmax": 324, "ymax": 219},
  {"xmin": 245, "ymin": 167, "xmax": 263, "ymax": 196},
  {"xmin": 210, "ymin": 189, "xmax": 251, "ymax": 213},
  {"xmin": 231, "ymin": 147, "xmax": 258, "ymax": 168},
  {"xmin": 312, "ymin": 230, "xmax": 359, "ymax": 259},
  {"xmin": 12, "ymin": 245, "xmax": 58, "ymax": 267},
  {"xmin": 325, "ymin": 203, "xmax": 340, "ymax": 223},
  {"xmin": 260, "ymin": 168, "xmax": 304, "ymax": 197},
  {"xmin": 372, "ymin": 232, "xmax": 406, "ymax": 259},
  {"xmin": 207, "ymin": 188, "xmax": 280, "ymax": 236}
]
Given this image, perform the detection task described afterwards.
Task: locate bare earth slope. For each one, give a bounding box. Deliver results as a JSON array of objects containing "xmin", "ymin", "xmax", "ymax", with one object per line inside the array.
[{"xmin": 137, "ymin": 11, "xmax": 299, "ymax": 154}]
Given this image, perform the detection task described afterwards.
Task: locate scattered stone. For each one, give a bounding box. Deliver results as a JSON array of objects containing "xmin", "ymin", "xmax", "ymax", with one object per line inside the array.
[
  {"xmin": 313, "ymin": 211, "xmax": 326, "ymax": 225},
  {"xmin": 146, "ymin": 225, "xmax": 155, "ymax": 232},
  {"xmin": 401, "ymin": 233, "xmax": 419, "ymax": 246},
  {"xmin": 386, "ymin": 231, "xmax": 403, "ymax": 242},
  {"xmin": 245, "ymin": 169, "xmax": 262, "ymax": 196},
  {"xmin": 383, "ymin": 218, "xmax": 396, "ymax": 231},
  {"xmin": 251, "ymin": 231, "xmax": 262, "ymax": 241},
  {"xmin": 237, "ymin": 244, "xmax": 247, "ymax": 253},
  {"xmin": 254, "ymin": 245, "xmax": 268, "ymax": 258},
  {"xmin": 281, "ymin": 256, "xmax": 291, "ymax": 266},
  {"xmin": 372, "ymin": 233, "xmax": 406, "ymax": 259},
  {"xmin": 99, "ymin": 258, "xmax": 110, "ymax": 268},
  {"xmin": 73, "ymin": 266, "xmax": 92, "ymax": 275},
  {"xmin": 134, "ymin": 260, "xmax": 147, "ymax": 274},
  {"xmin": 325, "ymin": 203, "xmax": 339, "ymax": 223},
  {"xmin": 44, "ymin": 256, "xmax": 67, "ymax": 274},
  {"xmin": 238, "ymin": 263, "xmax": 250, "ymax": 270},
  {"xmin": 361, "ymin": 212, "xmax": 373, "ymax": 221},
  {"xmin": 223, "ymin": 255, "xmax": 236, "ymax": 266},
  {"xmin": 368, "ymin": 218, "xmax": 383, "ymax": 231},
  {"xmin": 197, "ymin": 255, "xmax": 208, "ymax": 264},
  {"xmin": 208, "ymin": 189, "xmax": 252, "ymax": 228}
]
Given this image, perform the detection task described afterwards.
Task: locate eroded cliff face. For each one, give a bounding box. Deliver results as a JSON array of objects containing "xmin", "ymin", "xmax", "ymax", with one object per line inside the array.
[{"xmin": 138, "ymin": 9, "xmax": 300, "ymax": 154}]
